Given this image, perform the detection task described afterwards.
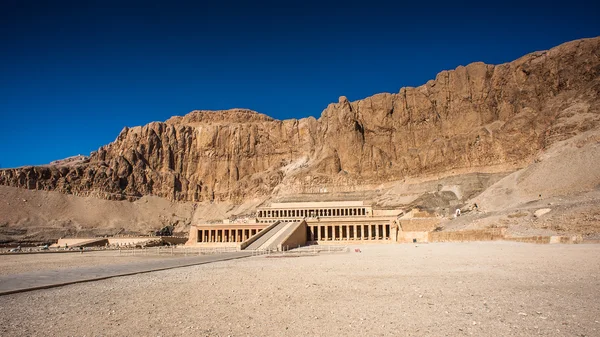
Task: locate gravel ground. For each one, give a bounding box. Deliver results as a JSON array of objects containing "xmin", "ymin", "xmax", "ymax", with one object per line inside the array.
[
  {"xmin": 0, "ymin": 242, "xmax": 599, "ymax": 336},
  {"xmin": 0, "ymin": 251, "xmax": 177, "ymax": 276}
]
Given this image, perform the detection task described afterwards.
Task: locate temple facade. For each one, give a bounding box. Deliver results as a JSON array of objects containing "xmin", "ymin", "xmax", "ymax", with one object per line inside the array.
[
  {"xmin": 256, "ymin": 201, "xmax": 373, "ymax": 223},
  {"xmin": 186, "ymin": 201, "xmax": 408, "ymax": 247}
]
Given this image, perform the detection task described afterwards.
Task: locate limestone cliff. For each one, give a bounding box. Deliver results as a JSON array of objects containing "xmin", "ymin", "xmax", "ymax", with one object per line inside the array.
[{"xmin": 1, "ymin": 37, "xmax": 599, "ymax": 203}]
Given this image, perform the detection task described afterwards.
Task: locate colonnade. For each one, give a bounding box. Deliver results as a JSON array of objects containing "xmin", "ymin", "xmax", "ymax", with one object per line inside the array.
[
  {"xmin": 257, "ymin": 207, "xmax": 367, "ymax": 219},
  {"xmin": 197, "ymin": 228, "xmax": 261, "ymax": 243},
  {"xmin": 307, "ymin": 224, "xmax": 391, "ymax": 241}
]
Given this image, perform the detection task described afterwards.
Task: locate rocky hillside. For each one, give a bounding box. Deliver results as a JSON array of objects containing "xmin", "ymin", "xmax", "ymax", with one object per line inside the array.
[{"xmin": 1, "ymin": 37, "xmax": 599, "ymax": 204}]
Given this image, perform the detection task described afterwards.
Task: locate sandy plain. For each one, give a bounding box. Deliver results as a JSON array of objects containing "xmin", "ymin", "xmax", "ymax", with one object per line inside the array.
[
  {"xmin": 0, "ymin": 243, "xmax": 599, "ymax": 336},
  {"xmin": 0, "ymin": 250, "xmax": 179, "ymax": 277}
]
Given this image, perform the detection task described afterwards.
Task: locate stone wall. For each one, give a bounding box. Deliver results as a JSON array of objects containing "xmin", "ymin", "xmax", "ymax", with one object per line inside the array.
[
  {"xmin": 397, "ymin": 231, "xmax": 429, "ymax": 243},
  {"xmin": 429, "ymin": 228, "xmax": 505, "ymax": 242},
  {"xmin": 399, "ymin": 218, "xmax": 441, "ymax": 232}
]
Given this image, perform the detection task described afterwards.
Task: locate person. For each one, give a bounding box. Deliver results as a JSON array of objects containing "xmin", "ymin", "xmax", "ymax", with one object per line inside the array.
[{"xmin": 455, "ymin": 209, "xmax": 461, "ymax": 218}]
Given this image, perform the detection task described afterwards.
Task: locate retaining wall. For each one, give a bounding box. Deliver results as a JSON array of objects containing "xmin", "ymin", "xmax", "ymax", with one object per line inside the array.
[{"xmin": 429, "ymin": 228, "xmax": 505, "ymax": 242}]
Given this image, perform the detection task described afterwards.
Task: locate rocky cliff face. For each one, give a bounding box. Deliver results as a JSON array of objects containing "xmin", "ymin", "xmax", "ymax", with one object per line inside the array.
[{"xmin": 1, "ymin": 38, "xmax": 599, "ymax": 203}]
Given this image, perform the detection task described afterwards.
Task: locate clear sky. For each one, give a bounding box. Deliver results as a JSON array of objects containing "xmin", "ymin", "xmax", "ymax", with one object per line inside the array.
[{"xmin": 1, "ymin": 0, "xmax": 598, "ymax": 168}]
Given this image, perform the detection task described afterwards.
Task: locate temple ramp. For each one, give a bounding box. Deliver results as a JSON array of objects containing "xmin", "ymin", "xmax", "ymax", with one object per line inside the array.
[
  {"xmin": 244, "ymin": 221, "xmax": 293, "ymax": 251},
  {"xmin": 245, "ymin": 221, "xmax": 307, "ymax": 251},
  {"xmin": 274, "ymin": 221, "xmax": 307, "ymax": 251}
]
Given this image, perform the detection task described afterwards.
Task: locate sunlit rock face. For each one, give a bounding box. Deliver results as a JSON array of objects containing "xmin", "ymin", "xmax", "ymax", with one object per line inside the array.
[{"xmin": 1, "ymin": 37, "xmax": 599, "ymax": 203}]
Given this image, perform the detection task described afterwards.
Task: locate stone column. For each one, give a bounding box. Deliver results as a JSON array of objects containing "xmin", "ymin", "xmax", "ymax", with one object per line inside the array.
[
  {"xmin": 317, "ymin": 225, "xmax": 321, "ymax": 241},
  {"xmin": 324, "ymin": 226, "xmax": 328, "ymax": 241}
]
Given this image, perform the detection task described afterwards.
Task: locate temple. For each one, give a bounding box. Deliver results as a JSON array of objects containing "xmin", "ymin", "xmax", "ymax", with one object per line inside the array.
[{"xmin": 186, "ymin": 201, "xmax": 440, "ymax": 249}]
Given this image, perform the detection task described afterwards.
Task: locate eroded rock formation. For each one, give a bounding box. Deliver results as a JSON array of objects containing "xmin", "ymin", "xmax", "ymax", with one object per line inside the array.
[{"xmin": 1, "ymin": 37, "xmax": 599, "ymax": 203}]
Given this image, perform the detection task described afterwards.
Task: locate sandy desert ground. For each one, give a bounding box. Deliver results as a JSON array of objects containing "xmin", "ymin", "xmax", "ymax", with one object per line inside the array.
[
  {"xmin": 0, "ymin": 243, "xmax": 599, "ymax": 336},
  {"xmin": 0, "ymin": 250, "xmax": 180, "ymax": 276}
]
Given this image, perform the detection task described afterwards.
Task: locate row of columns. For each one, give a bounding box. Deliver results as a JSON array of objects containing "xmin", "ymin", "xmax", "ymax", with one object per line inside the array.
[
  {"xmin": 308, "ymin": 224, "xmax": 390, "ymax": 241},
  {"xmin": 259, "ymin": 219, "xmax": 301, "ymax": 223},
  {"xmin": 197, "ymin": 228, "xmax": 260, "ymax": 243},
  {"xmin": 258, "ymin": 207, "xmax": 367, "ymax": 218}
]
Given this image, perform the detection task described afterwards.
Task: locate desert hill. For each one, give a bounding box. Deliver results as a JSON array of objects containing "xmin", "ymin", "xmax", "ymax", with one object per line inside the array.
[{"xmin": 1, "ymin": 37, "xmax": 599, "ymax": 243}]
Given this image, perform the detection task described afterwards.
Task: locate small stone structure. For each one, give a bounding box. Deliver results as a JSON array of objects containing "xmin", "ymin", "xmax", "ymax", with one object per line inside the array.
[{"xmin": 396, "ymin": 208, "xmax": 442, "ymax": 243}]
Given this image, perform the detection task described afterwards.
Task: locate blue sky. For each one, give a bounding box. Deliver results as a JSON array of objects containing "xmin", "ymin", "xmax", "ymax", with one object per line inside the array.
[{"xmin": 1, "ymin": 0, "xmax": 599, "ymax": 168}]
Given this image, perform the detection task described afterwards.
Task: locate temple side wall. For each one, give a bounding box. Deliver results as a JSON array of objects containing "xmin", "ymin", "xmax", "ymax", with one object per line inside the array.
[
  {"xmin": 186, "ymin": 227, "xmax": 198, "ymax": 245},
  {"xmin": 399, "ymin": 219, "xmax": 441, "ymax": 232},
  {"xmin": 372, "ymin": 209, "xmax": 402, "ymax": 217},
  {"xmin": 429, "ymin": 229, "xmax": 505, "ymax": 242},
  {"xmin": 397, "ymin": 231, "xmax": 429, "ymax": 243}
]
